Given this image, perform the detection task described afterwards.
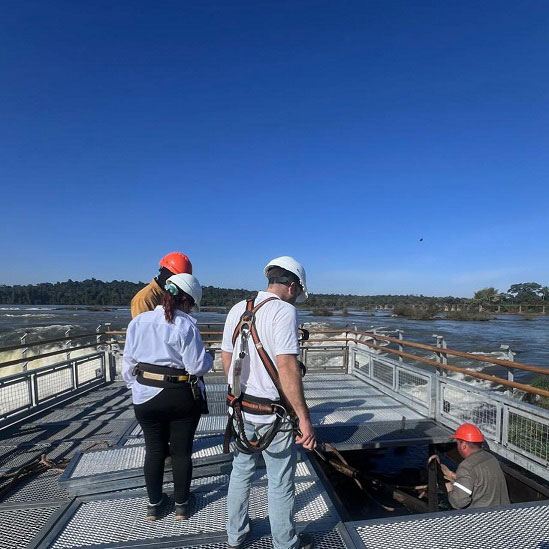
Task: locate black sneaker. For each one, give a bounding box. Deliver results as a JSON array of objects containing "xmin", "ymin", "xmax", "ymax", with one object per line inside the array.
[
  {"xmin": 146, "ymin": 494, "xmax": 167, "ymax": 521},
  {"xmin": 298, "ymin": 533, "xmax": 314, "ymax": 549},
  {"xmin": 175, "ymin": 493, "xmax": 196, "ymax": 520}
]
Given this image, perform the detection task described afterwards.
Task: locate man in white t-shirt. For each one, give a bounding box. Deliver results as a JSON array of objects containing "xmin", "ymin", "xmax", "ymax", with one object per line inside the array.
[{"xmin": 221, "ymin": 256, "xmax": 316, "ymax": 549}]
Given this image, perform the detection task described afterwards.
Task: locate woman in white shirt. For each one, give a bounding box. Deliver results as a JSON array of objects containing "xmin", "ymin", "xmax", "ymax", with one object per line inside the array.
[{"xmin": 122, "ymin": 273, "xmax": 213, "ymax": 520}]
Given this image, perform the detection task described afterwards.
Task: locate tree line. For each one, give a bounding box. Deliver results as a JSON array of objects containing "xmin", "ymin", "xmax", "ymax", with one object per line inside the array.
[
  {"xmin": 0, "ymin": 279, "xmax": 546, "ymax": 308},
  {"xmin": 473, "ymin": 283, "xmax": 549, "ymax": 305},
  {"xmin": 0, "ymin": 279, "xmax": 255, "ymax": 307}
]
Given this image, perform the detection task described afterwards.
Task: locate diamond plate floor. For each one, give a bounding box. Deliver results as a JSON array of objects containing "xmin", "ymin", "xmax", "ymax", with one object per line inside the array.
[
  {"xmin": 346, "ymin": 501, "xmax": 549, "ymax": 549},
  {"xmin": 50, "ymin": 474, "xmax": 337, "ymax": 548}
]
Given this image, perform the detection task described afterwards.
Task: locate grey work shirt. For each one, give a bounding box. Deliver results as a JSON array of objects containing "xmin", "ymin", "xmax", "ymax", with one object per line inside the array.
[{"xmin": 448, "ymin": 449, "xmax": 510, "ymax": 509}]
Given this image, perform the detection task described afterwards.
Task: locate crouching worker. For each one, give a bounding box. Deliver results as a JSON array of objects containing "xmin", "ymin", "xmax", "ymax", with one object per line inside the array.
[
  {"xmin": 431, "ymin": 423, "xmax": 510, "ymax": 509},
  {"xmin": 122, "ymin": 273, "xmax": 213, "ymax": 520}
]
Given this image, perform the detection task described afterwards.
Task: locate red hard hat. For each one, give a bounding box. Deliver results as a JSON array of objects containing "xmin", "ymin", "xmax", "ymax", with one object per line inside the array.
[
  {"xmin": 159, "ymin": 252, "xmax": 193, "ymax": 275},
  {"xmin": 453, "ymin": 423, "xmax": 485, "ymax": 443}
]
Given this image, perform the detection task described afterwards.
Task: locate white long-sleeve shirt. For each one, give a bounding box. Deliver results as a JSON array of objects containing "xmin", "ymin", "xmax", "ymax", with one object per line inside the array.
[{"xmin": 122, "ymin": 306, "xmax": 213, "ymax": 405}]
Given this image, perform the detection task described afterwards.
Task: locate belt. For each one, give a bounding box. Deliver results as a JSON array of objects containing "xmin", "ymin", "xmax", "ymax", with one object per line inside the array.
[
  {"xmin": 227, "ymin": 389, "xmax": 280, "ymax": 415},
  {"xmin": 140, "ymin": 371, "xmax": 192, "ymax": 383}
]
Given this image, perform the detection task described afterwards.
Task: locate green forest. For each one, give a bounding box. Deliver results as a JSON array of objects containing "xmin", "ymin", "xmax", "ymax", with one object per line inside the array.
[{"xmin": 0, "ymin": 279, "xmax": 546, "ymax": 309}]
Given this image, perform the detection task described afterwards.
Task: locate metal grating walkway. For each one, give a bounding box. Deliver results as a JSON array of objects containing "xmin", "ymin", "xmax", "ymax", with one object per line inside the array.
[
  {"xmin": 0, "ymin": 373, "xmax": 547, "ymax": 548},
  {"xmin": 50, "ymin": 473, "xmax": 338, "ymax": 549},
  {"xmin": 345, "ymin": 501, "xmax": 549, "ymax": 549}
]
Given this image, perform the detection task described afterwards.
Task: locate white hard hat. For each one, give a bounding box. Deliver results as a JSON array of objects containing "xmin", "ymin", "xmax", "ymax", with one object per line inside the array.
[
  {"xmin": 264, "ymin": 256, "xmax": 308, "ymax": 303},
  {"xmin": 166, "ymin": 273, "xmax": 202, "ymax": 311}
]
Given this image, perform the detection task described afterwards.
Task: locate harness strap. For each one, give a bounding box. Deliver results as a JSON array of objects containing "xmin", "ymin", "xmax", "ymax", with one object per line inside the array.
[
  {"xmin": 231, "ymin": 297, "xmax": 279, "ymax": 346},
  {"xmin": 223, "ymin": 397, "xmax": 284, "ymax": 454},
  {"xmin": 226, "ymin": 391, "xmax": 279, "ymax": 415},
  {"xmin": 224, "ymin": 295, "xmax": 301, "ymax": 454}
]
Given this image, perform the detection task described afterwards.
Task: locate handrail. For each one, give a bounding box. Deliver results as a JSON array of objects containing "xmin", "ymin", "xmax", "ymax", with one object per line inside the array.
[
  {"xmin": 3, "ymin": 327, "xmax": 545, "ymax": 393},
  {"xmin": 290, "ymin": 329, "xmax": 549, "ymax": 376},
  {"xmin": 0, "ymin": 343, "xmax": 100, "ymax": 369},
  {"xmin": 0, "ymin": 332, "xmax": 104, "ymax": 352},
  {"xmin": 354, "ymin": 340, "xmax": 549, "ymax": 398},
  {"xmin": 350, "ymin": 330, "xmax": 548, "ymax": 375},
  {"xmin": 104, "ymin": 327, "xmax": 548, "ymax": 376}
]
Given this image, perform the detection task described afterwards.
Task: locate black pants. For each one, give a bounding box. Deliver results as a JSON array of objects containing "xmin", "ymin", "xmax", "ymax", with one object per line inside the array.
[{"xmin": 134, "ymin": 386, "xmax": 202, "ymax": 504}]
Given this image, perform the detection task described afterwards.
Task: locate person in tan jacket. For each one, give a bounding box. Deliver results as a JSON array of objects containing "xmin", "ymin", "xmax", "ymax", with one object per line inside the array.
[{"xmin": 131, "ymin": 252, "xmax": 193, "ymax": 318}]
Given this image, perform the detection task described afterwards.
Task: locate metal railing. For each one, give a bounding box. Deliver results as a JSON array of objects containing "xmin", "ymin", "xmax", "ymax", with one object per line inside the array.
[
  {"xmin": 0, "ymin": 353, "xmax": 107, "ymax": 429},
  {"xmin": 0, "ymin": 328, "xmax": 112, "ymax": 429},
  {"xmin": 1, "ymin": 325, "xmax": 546, "ymax": 479},
  {"xmin": 303, "ymin": 329, "xmax": 548, "ymax": 398},
  {"xmin": 350, "ymin": 346, "xmax": 549, "ymax": 480}
]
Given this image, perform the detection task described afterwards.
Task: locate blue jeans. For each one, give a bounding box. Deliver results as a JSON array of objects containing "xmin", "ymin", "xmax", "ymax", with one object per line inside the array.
[{"xmin": 227, "ymin": 420, "xmax": 297, "ymax": 549}]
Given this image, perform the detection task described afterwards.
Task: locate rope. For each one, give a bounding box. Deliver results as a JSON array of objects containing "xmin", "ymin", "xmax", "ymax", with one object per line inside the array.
[{"xmin": 0, "ymin": 452, "xmax": 71, "ymax": 499}]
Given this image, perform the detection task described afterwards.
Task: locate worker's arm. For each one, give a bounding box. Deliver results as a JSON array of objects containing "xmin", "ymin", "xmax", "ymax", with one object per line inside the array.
[
  {"xmin": 447, "ymin": 463, "xmax": 474, "ymax": 509},
  {"xmin": 222, "ymin": 351, "xmax": 232, "ymax": 377},
  {"xmin": 221, "ymin": 306, "xmax": 241, "ymax": 379},
  {"xmin": 277, "ymin": 354, "xmax": 316, "ymax": 450}
]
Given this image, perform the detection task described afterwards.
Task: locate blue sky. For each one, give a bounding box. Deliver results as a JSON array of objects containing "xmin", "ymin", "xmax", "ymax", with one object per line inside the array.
[{"xmin": 1, "ymin": 1, "xmax": 548, "ymax": 297}]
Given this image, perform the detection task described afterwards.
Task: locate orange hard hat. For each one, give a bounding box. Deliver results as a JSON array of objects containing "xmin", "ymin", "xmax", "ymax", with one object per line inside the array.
[
  {"xmin": 453, "ymin": 423, "xmax": 485, "ymax": 443},
  {"xmin": 159, "ymin": 252, "xmax": 193, "ymax": 275}
]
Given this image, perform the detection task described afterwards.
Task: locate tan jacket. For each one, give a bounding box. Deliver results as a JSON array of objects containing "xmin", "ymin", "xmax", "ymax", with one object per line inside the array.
[{"xmin": 130, "ymin": 279, "xmax": 165, "ymax": 318}]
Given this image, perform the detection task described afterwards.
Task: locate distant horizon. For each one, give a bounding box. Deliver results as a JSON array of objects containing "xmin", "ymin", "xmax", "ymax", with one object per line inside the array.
[{"xmin": 2, "ymin": 276, "xmax": 547, "ymax": 300}]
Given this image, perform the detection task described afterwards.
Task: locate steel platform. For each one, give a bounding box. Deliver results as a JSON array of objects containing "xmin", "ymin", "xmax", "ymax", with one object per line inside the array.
[
  {"xmin": 1, "ymin": 374, "xmax": 548, "ymax": 548},
  {"xmin": 344, "ymin": 500, "xmax": 549, "ymax": 549}
]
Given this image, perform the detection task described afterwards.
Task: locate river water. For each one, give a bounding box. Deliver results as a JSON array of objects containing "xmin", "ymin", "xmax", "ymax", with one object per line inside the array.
[{"xmin": 0, "ymin": 305, "xmax": 547, "ymax": 382}]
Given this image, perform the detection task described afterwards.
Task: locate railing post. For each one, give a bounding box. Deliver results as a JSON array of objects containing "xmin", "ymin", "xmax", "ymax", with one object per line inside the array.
[
  {"xmin": 103, "ymin": 322, "xmax": 115, "ymax": 381},
  {"xmin": 20, "ymin": 332, "xmax": 29, "ymax": 372},
  {"xmin": 441, "ymin": 337, "xmax": 448, "ymax": 365},
  {"xmin": 344, "ymin": 329, "xmax": 350, "ymax": 373},
  {"xmin": 396, "ymin": 330, "xmax": 404, "ymax": 362},
  {"xmin": 65, "ymin": 327, "xmax": 72, "ymax": 362},
  {"xmin": 432, "ymin": 334, "xmax": 447, "ymax": 377},
  {"xmin": 500, "ymin": 345, "xmax": 515, "ymax": 382}
]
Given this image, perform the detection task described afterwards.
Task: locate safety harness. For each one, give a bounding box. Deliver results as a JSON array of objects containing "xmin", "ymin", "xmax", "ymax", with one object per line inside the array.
[
  {"xmin": 133, "ymin": 362, "xmax": 202, "ymax": 401},
  {"xmin": 223, "ymin": 297, "xmax": 299, "ymax": 454}
]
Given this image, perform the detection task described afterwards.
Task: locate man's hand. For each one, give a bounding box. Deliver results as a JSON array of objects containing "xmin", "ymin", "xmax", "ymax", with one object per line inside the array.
[
  {"xmin": 440, "ymin": 463, "xmax": 456, "ymax": 482},
  {"xmin": 295, "ymin": 418, "xmax": 316, "ymax": 451},
  {"xmin": 428, "ymin": 454, "xmax": 456, "ymax": 482},
  {"xmin": 277, "ymin": 354, "xmax": 316, "ymax": 450}
]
